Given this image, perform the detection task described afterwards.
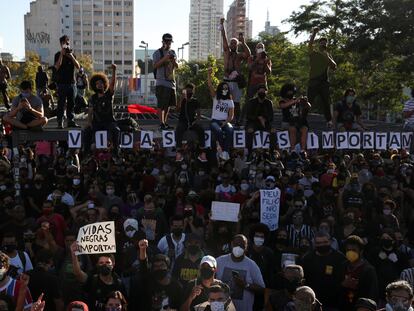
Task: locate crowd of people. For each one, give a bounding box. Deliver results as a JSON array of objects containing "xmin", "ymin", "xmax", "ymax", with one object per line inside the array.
[{"xmin": 0, "ymin": 19, "xmax": 413, "ymax": 311}]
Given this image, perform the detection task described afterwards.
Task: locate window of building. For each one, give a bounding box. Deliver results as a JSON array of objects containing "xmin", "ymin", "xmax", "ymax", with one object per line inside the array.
[{"xmin": 124, "ymin": 11, "xmax": 132, "ymax": 16}]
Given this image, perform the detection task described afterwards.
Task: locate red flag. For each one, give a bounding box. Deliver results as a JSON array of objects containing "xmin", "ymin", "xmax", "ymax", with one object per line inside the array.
[{"xmin": 127, "ymin": 104, "xmax": 157, "ymax": 114}]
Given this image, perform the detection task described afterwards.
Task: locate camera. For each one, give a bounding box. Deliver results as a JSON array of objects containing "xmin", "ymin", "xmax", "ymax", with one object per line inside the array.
[{"xmin": 63, "ymin": 44, "xmax": 73, "ymax": 54}]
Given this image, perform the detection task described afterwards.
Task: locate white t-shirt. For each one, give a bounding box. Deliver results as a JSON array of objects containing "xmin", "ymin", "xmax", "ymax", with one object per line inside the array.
[
  {"xmin": 211, "ymin": 98, "xmax": 234, "ymax": 121},
  {"xmin": 215, "ymin": 184, "xmax": 237, "ymax": 195},
  {"xmin": 157, "ymin": 233, "xmax": 186, "ymax": 259},
  {"xmin": 9, "ymin": 251, "xmax": 33, "ymax": 275}
]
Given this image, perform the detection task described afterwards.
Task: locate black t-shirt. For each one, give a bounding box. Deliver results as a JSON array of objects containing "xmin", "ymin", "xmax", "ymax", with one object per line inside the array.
[
  {"xmin": 183, "ymin": 278, "xmax": 228, "ymax": 310},
  {"xmin": 54, "ymin": 52, "xmax": 76, "ymax": 84},
  {"xmin": 280, "ymin": 98, "xmax": 307, "ymax": 124},
  {"xmin": 90, "ymin": 90, "xmax": 115, "ymax": 123},
  {"xmin": 179, "ymin": 97, "xmax": 200, "ymax": 124},
  {"xmin": 28, "ymin": 267, "xmax": 62, "ymax": 311},
  {"xmin": 172, "ymin": 253, "xmax": 202, "ymax": 287},
  {"xmin": 335, "ymin": 101, "xmax": 362, "ymax": 123},
  {"xmin": 149, "ymin": 278, "xmax": 183, "ymax": 310},
  {"xmin": 246, "ymin": 97, "xmax": 274, "ymax": 126},
  {"xmin": 85, "ymin": 273, "xmax": 126, "ymax": 311}
]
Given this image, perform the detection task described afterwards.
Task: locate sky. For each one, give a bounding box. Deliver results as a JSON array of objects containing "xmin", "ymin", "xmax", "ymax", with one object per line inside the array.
[{"xmin": 0, "ymin": 0, "xmax": 309, "ymax": 60}]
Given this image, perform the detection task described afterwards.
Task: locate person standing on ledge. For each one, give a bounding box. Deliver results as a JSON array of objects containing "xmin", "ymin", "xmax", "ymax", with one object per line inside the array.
[{"xmin": 307, "ymin": 26, "xmax": 337, "ymax": 129}]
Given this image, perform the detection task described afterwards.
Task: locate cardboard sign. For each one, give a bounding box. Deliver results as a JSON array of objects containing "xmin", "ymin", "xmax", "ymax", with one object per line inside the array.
[
  {"xmin": 120, "ymin": 132, "xmax": 134, "ymax": 149},
  {"xmin": 68, "ymin": 130, "xmax": 82, "ymax": 148},
  {"xmin": 260, "ymin": 188, "xmax": 281, "ymax": 231},
  {"xmin": 95, "ymin": 131, "xmax": 108, "ymax": 149},
  {"xmin": 210, "ymin": 201, "xmax": 240, "ymax": 222},
  {"xmin": 75, "ymin": 221, "xmax": 116, "ymax": 255},
  {"xmin": 162, "ymin": 131, "xmax": 176, "ymax": 148}
]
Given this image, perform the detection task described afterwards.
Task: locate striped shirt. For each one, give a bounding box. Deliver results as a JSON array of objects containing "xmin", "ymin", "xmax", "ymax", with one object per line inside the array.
[
  {"xmin": 401, "ymin": 268, "xmax": 414, "ymax": 289},
  {"xmin": 403, "ymin": 99, "xmax": 414, "ymax": 125},
  {"xmin": 0, "ymin": 278, "xmax": 33, "ymax": 310},
  {"xmin": 286, "ymin": 224, "xmax": 315, "ymax": 249}
]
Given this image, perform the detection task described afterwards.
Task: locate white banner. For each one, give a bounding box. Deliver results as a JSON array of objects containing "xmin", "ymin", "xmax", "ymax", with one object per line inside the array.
[
  {"xmin": 162, "ymin": 131, "xmax": 176, "ymax": 148},
  {"xmin": 95, "ymin": 131, "xmax": 108, "ymax": 149},
  {"xmin": 362, "ymin": 132, "xmax": 375, "ymax": 149},
  {"xmin": 252, "ymin": 131, "xmax": 262, "ymax": 149},
  {"xmin": 260, "ymin": 188, "xmax": 281, "ymax": 231},
  {"xmin": 75, "ymin": 221, "xmax": 116, "ymax": 255},
  {"xmin": 120, "ymin": 132, "xmax": 133, "ymax": 149},
  {"xmin": 262, "ymin": 132, "xmax": 271, "ymax": 149},
  {"xmin": 211, "ymin": 201, "xmax": 240, "ymax": 222},
  {"xmin": 348, "ymin": 132, "xmax": 361, "ymax": 150},
  {"xmin": 233, "ymin": 130, "xmax": 246, "ymax": 148},
  {"xmin": 277, "ymin": 131, "xmax": 290, "ymax": 149},
  {"xmin": 376, "ymin": 132, "xmax": 388, "ymax": 150},
  {"xmin": 402, "ymin": 132, "xmax": 413, "ymax": 149},
  {"xmin": 307, "ymin": 132, "xmax": 319, "ymax": 150},
  {"xmin": 68, "ymin": 130, "xmax": 82, "ymax": 148},
  {"xmin": 389, "ymin": 132, "xmax": 401, "ymax": 149},
  {"xmin": 140, "ymin": 131, "xmax": 153, "ymax": 149},
  {"xmin": 336, "ymin": 132, "xmax": 348, "ymax": 149},
  {"xmin": 322, "ymin": 131, "xmax": 334, "ymax": 149}
]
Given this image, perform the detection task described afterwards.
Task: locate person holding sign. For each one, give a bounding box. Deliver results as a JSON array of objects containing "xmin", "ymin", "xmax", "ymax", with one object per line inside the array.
[
  {"xmin": 70, "ymin": 243, "xmax": 125, "ymax": 311},
  {"xmin": 208, "ymin": 68, "xmax": 235, "ymax": 156},
  {"xmin": 83, "ymin": 64, "xmax": 121, "ymax": 156},
  {"xmin": 279, "ymin": 83, "xmax": 311, "ymax": 154}
]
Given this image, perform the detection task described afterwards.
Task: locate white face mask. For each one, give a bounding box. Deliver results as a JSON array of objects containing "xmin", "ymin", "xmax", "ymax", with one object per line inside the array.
[
  {"xmin": 240, "ymin": 183, "xmax": 249, "ymax": 191},
  {"xmin": 256, "ymin": 48, "xmax": 264, "ymax": 54},
  {"xmin": 222, "ymin": 89, "xmax": 229, "ymax": 96},
  {"xmin": 125, "ymin": 229, "xmax": 137, "ymax": 238},
  {"xmin": 210, "ymin": 301, "xmax": 225, "ymax": 311},
  {"xmin": 73, "ymin": 179, "xmax": 81, "ymax": 186},
  {"xmin": 254, "ymin": 237, "xmax": 265, "ymax": 247},
  {"xmin": 106, "ymin": 189, "xmax": 115, "ymax": 196},
  {"xmin": 179, "ymin": 178, "xmax": 187, "ymax": 184},
  {"xmin": 232, "ymin": 246, "xmax": 245, "ymax": 258}
]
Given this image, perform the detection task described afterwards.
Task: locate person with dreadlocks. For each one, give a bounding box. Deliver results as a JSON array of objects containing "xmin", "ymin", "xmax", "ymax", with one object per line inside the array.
[{"xmin": 83, "ymin": 64, "xmax": 120, "ymax": 155}]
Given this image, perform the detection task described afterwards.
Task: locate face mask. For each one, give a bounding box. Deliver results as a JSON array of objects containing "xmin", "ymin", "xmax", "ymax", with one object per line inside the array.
[
  {"xmin": 253, "ymin": 237, "xmax": 265, "ymax": 247},
  {"xmin": 181, "ymin": 164, "xmax": 188, "ymax": 170},
  {"xmin": 125, "ymin": 230, "xmax": 136, "ymax": 238},
  {"xmin": 276, "ymin": 238, "xmax": 288, "ymax": 246},
  {"xmin": 386, "ymin": 303, "xmax": 413, "ymax": 311},
  {"xmin": 2, "ymin": 244, "xmax": 16, "ymax": 253},
  {"xmin": 153, "ymin": 269, "xmax": 168, "ymax": 281},
  {"xmin": 346, "ymin": 250, "xmax": 360, "ymax": 263},
  {"xmin": 210, "ymin": 301, "xmax": 225, "ymax": 311},
  {"xmin": 187, "ymin": 245, "xmax": 200, "ymax": 255},
  {"xmin": 383, "ymin": 209, "xmax": 392, "ymax": 216},
  {"xmin": 232, "ymin": 246, "xmax": 245, "ymax": 258},
  {"xmin": 316, "ymin": 245, "xmax": 331, "ymax": 255},
  {"xmin": 106, "ymin": 189, "xmax": 115, "ymax": 196},
  {"xmin": 179, "ymin": 178, "xmax": 187, "ymax": 184},
  {"xmin": 222, "ymin": 89, "xmax": 228, "ymax": 96},
  {"xmin": 256, "ymin": 48, "xmax": 264, "ymax": 54},
  {"xmin": 97, "ymin": 265, "xmax": 113, "ymax": 276},
  {"xmin": 240, "ymin": 183, "xmax": 249, "ymax": 191},
  {"xmin": 0, "ymin": 267, "xmax": 7, "ymax": 281},
  {"xmin": 346, "ymin": 95, "xmax": 355, "ymax": 104},
  {"xmin": 172, "ymin": 228, "xmax": 183, "ymax": 237},
  {"xmin": 258, "ymin": 92, "xmax": 266, "ymax": 100},
  {"xmin": 200, "ymin": 267, "xmax": 214, "ymax": 280},
  {"xmin": 283, "ymin": 278, "xmax": 301, "ymax": 293},
  {"xmin": 73, "ymin": 179, "xmax": 81, "ymax": 186}
]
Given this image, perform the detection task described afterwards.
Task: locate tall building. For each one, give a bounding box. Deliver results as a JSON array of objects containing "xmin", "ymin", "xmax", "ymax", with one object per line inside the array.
[
  {"xmin": 226, "ymin": 0, "xmax": 252, "ymax": 40},
  {"xmin": 24, "ymin": 0, "xmax": 134, "ymax": 76},
  {"xmin": 263, "ymin": 10, "xmax": 280, "ymax": 36},
  {"xmin": 189, "ymin": 0, "xmax": 224, "ymax": 61}
]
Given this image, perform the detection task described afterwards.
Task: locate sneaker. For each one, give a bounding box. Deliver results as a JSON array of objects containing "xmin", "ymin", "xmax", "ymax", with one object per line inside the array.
[
  {"xmin": 197, "ymin": 152, "xmax": 208, "ymax": 162},
  {"xmin": 175, "ymin": 151, "xmax": 184, "ymax": 162},
  {"xmin": 67, "ymin": 121, "xmax": 80, "ymax": 128},
  {"xmin": 159, "ymin": 123, "xmax": 166, "ymax": 131},
  {"xmin": 164, "ymin": 123, "xmax": 174, "ymax": 130}
]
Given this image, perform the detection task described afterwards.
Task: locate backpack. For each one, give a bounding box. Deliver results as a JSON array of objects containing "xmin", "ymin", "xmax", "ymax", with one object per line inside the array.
[{"xmin": 153, "ymin": 48, "xmax": 164, "ymax": 79}]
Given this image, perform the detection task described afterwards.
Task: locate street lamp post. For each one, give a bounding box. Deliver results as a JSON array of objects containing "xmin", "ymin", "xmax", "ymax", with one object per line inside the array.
[
  {"xmin": 181, "ymin": 42, "xmax": 189, "ymax": 60},
  {"xmin": 139, "ymin": 41, "xmax": 149, "ymax": 105},
  {"xmin": 177, "ymin": 47, "xmax": 183, "ymax": 61}
]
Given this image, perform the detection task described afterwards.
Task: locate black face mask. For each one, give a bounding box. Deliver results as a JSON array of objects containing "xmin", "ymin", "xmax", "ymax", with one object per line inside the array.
[
  {"xmin": 343, "ymin": 216, "xmax": 354, "ymax": 225},
  {"xmin": 172, "ymin": 228, "xmax": 183, "ymax": 237},
  {"xmin": 187, "ymin": 245, "xmax": 200, "ymax": 255},
  {"xmin": 282, "ymin": 277, "xmax": 301, "ymax": 293},
  {"xmin": 200, "ymin": 267, "xmax": 214, "ymax": 280},
  {"xmin": 153, "ymin": 269, "xmax": 168, "ymax": 281},
  {"xmin": 258, "ymin": 92, "xmax": 266, "ymax": 100},
  {"xmin": 316, "ymin": 245, "xmax": 331, "ymax": 255},
  {"xmin": 381, "ymin": 239, "xmax": 394, "ymax": 249},
  {"xmin": 97, "ymin": 265, "xmax": 113, "ymax": 276},
  {"xmin": 276, "ymin": 238, "xmax": 288, "ymax": 247},
  {"xmin": 3, "ymin": 244, "xmax": 17, "ymax": 253}
]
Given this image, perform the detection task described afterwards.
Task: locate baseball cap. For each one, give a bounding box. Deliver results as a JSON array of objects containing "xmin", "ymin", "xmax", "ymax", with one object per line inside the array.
[
  {"xmin": 67, "ymin": 301, "xmax": 89, "ymax": 311},
  {"xmin": 200, "ymin": 255, "xmax": 217, "ymax": 268},
  {"xmin": 265, "ymin": 175, "xmax": 275, "ymax": 182},
  {"xmin": 354, "ymin": 298, "xmax": 377, "ymax": 311},
  {"xmin": 162, "ymin": 33, "xmax": 173, "ymax": 42}
]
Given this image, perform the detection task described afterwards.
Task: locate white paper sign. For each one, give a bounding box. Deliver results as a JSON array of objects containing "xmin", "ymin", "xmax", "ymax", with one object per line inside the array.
[
  {"xmin": 336, "ymin": 132, "xmax": 348, "ymax": 149},
  {"xmin": 120, "ymin": 132, "xmax": 133, "ymax": 149},
  {"xmin": 233, "ymin": 130, "xmax": 246, "ymax": 148},
  {"xmin": 68, "ymin": 130, "xmax": 82, "ymax": 148},
  {"xmin": 162, "ymin": 131, "xmax": 176, "ymax": 148},
  {"xmin": 322, "ymin": 131, "xmax": 334, "ymax": 149},
  {"xmin": 348, "ymin": 132, "xmax": 361, "ymax": 150},
  {"xmin": 211, "ymin": 201, "xmax": 240, "ymax": 222},
  {"xmin": 375, "ymin": 132, "xmax": 387, "ymax": 150},
  {"xmin": 75, "ymin": 221, "xmax": 116, "ymax": 255},
  {"xmin": 362, "ymin": 132, "xmax": 375, "ymax": 149},
  {"xmin": 277, "ymin": 131, "xmax": 290, "ymax": 149},
  {"xmin": 307, "ymin": 132, "xmax": 319, "ymax": 149},
  {"xmin": 260, "ymin": 188, "xmax": 281, "ymax": 231},
  {"xmin": 389, "ymin": 132, "xmax": 401, "ymax": 149},
  {"xmin": 140, "ymin": 131, "xmax": 153, "ymax": 149},
  {"xmin": 252, "ymin": 131, "xmax": 262, "ymax": 149},
  {"xmin": 262, "ymin": 132, "xmax": 270, "ymax": 149},
  {"xmin": 95, "ymin": 131, "xmax": 108, "ymax": 149},
  {"xmin": 402, "ymin": 132, "xmax": 413, "ymax": 149},
  {"xmin": 204, "ymin": 130, "xmax": 211, "ymax": 148}
]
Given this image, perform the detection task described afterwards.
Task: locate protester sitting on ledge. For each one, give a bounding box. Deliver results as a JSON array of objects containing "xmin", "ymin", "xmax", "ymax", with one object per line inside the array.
[
  {"xmin": 3, "ymin": 80, "xmax": 48, "ymax": 130},
  {"xmin": 83, "ymin": 64, "xmax": 120, "ymax": 156},
  {"xmin": 333, "ymin": 88, "xmax": 366, "ymax": 131}
]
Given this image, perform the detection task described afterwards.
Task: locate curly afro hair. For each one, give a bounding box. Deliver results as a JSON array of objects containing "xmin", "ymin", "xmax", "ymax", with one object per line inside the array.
[{"xmin": 90, "ymin": 72, "xmax": 109, "ymax": 93}]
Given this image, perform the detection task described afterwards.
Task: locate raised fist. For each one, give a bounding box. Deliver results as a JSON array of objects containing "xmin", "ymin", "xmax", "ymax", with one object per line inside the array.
[
  {"xmin": 312, "ymin": 26, "xmax": 320, "ymax": 33},
  {"xmin": 138, "ymin": 239, "xmax": 148, "ymax": 250}
]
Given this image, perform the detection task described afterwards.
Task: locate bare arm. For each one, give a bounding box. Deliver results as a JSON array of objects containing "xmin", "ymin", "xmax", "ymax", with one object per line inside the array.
[
  {"xmin": 220, "ymin": 18, "xmax": 229, "ymax": 53},
  {"xmin": 70, "ymin": 242, "xmax": 88, "ymax": 283},
  {"xmin": 67, "ymin": 53, "xmax": 80, "ymax": 70},
  {"xmin": 109, "ymin": 64, "xmax": 117, "ymax": 94},
  {"xmin": 309, "ymin": 27, "xmax": 319, "ymax": 52},
  {"xmin": 207, "ymin": 68, "xmax": 216, "ymax": 98},
  {"xmin": 55, "ymin": 50, "xmax": 64, "ymax": 70},
  {"xmin": 265, "ymin": 58, "xmax": 272, "ymax": 74},
  {"xmin": 279, "ymin": 99, "xmax": 297, "ymax": 109},
  {"xmin": 226, "ymin": 107, "xmax": 234, "ymax": 123},
  {"xmin": 153, "ymin": 51, "xmax": 171, "ymax": 69},
  {"xmin": 326, "ymin": 52, "xmax": 337, "ymax": 70},
  {"xmin": 239, "ymin": 35, "xmax": 251, "ymax": 60}
]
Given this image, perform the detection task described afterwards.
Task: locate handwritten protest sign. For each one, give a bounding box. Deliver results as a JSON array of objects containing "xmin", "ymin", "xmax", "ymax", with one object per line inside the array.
[
  {"xmin": 260, "ymin": 188, "xmax": 281, "ymax": 231},
  {"xmin": 211, "ymin": 201, "xmax": 240, "ymax": 222},
  {"xmin": 75, "ymin": 221, "xmax": 116, "ymax": 255}
]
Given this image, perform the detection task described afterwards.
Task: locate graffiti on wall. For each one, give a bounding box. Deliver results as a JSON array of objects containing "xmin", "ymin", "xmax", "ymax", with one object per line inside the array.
[{"xmin": 26, "ymin": 29, "xmax": 50, "ymax": 44}]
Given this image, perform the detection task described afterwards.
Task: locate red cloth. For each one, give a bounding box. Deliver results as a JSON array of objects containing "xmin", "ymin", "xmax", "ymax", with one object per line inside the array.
[{"xmin": 127, "ymin": 104, "xmax": 157, "ymax": 114}]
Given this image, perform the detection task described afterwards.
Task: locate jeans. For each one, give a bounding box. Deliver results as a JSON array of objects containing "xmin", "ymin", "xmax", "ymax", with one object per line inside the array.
[
  {"xmin": 210, "ymin": 120, "xmax": 233, "ymax": 152},
  {"xmin": 57, "ymin": 83, "xmax": 76, "ymax": 122},
  {"xmin": 175, "ymin": 121, "xmax": 205, "ymax": 148},
  {"xmin": 83, "ymin": 121, "xmax": 121, "ymax": 151},
  {"xmin": 307, "ymin": 79, "xmax": 332, "ymax": 122}
]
